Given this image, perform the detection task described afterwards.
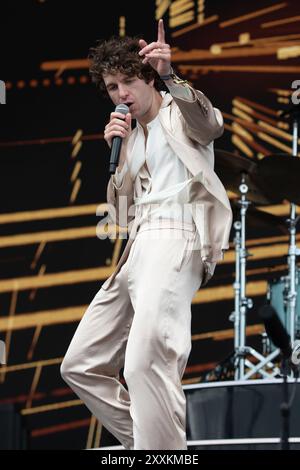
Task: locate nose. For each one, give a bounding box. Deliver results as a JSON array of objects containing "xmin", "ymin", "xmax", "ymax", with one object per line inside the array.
[{"xmin": 118, "ymin": 84, "xmax": 129, "ymax": 101}]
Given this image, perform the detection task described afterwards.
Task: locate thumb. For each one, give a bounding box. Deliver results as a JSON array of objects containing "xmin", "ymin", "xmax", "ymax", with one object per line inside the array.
[
  {"xmin": 139, "ymin": 39, "xmax": 147, "ymax": 49},
  {"xmin": 125, "ymin": 112, "xmax": 132, "ymax": 130}
]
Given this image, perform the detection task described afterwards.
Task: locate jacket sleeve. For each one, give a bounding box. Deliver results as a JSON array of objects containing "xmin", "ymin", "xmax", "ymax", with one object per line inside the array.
[
  {"xmin": 168, "ymin": 80, "xmax": 224, "ymax": 146},
  {"xmin": 106, "ymin": 161, "xmax": 135, "ymax": 228}
]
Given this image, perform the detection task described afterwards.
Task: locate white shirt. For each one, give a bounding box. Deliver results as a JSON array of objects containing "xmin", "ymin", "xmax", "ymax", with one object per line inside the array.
[{"xmin": 113, "ymin": 90, "xmax": 195, "ymax": 226}]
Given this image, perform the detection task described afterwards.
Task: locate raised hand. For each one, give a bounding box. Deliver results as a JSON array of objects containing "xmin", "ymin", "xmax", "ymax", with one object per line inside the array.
[{"xmin": 138, "ymin": 19, "xmax": 171, "ymax": 77}]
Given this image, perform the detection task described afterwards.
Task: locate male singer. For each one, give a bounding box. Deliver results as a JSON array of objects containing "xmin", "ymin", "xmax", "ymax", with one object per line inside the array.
[{"xmin": 61, "ymin": 20, "xmax": 232, "ymax": 450}]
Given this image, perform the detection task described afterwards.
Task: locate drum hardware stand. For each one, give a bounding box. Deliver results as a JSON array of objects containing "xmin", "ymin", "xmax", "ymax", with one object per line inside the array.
[
  {"xmin": 271, "ymin": 105, "xmax": 300, "ymax": 353},
  {"xmin": 285, "ymin": 209, "xmax": 300, "ymax": 346},
  {"xmin": 230, "ymin": 174, "xmax": 281, "ymax": 380},
  {"xmin": 281, "ymin": 106, "xmax": 300, "ymax": 450},
  {"xmin": 246, "ymin": 106, "xmax": 300, "ymax": 380},
  {"xmin": 285, "ymin": 110, "xmax": 300, "ymax": 346}
]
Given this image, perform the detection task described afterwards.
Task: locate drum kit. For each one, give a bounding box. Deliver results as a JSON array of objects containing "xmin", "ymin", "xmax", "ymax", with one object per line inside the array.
[{"xmin": 214, "ymin": 104, "xmax": 300, "ymax": 381}]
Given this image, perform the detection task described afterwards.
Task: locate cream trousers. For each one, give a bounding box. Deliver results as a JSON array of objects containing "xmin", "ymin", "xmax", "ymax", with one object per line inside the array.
[{"xmin": 61, "ymin": 221, "xmax": 204, "ymax": 450}]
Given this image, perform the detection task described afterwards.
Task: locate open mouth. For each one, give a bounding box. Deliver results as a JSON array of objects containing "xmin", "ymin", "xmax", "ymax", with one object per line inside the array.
[{"xmin": 124, "ymin": 102, "xmax": 134, "ymax": 110}]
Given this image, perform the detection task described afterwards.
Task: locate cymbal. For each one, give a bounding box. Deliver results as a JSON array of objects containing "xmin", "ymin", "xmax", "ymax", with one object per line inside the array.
[
  {"xmin": 231, "ymin": 199, "xmax": 288, "ymax": 234},
  {"xmin": 257, "ymin": 154, "xmax": 300, "ymax": 205},
  {"xmin": 279, "ymin": 103, "xmax": 300, "ymax": 120},
  {"xmin": 214, "ymin": 149, "xmax": 279, "ymax": 205}
]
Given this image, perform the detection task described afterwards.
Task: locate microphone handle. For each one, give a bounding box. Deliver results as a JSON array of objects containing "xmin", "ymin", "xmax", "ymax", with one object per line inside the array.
[{"xmin": 109, "ymin": 136, "xmax": 122, "ymax": 175}]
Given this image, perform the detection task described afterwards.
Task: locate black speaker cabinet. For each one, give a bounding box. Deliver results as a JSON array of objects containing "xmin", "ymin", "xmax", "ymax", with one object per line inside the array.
[{"xmin": 185, "ymin": 378, "xmax": 300, "ymax": 449}]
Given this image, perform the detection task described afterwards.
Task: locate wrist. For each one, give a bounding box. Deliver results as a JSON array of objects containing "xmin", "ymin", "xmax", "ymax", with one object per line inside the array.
[
  {"xmin": 159, "ymin": 67, "xmax": 174, "ymax": 81},
  {"xmin": 159, "ymin": 67, "xmax": 190, "ymax": 86}
]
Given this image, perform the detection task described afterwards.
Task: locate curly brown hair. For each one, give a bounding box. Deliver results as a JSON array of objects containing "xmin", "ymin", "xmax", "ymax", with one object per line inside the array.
[{"xmin": 88, "ymin": 36, "xmax": 166, "ymax": 96}]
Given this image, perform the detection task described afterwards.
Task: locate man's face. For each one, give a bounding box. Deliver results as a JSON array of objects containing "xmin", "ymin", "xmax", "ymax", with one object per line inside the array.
[{"xmin": 103, "ymin": 71, "xmax": 154, "ymax": 120}]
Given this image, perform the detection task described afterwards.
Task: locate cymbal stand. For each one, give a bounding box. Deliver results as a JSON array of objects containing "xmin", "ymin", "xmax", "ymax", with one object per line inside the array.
[
  {"xmin": 260, "ymin": 108, "xmax": 300, "ymax": 378},
  {"xmin": 231, "ymin": 219, "xmax": 241, "ymax": 378},
  {"xmin": 286, "ymin": 113, "xmax": 300, "ymax": 345},
  {"xmin": 231, "ymin": 174, "xmax": 281, "ymax": 380},
  {"xmin": 238, "ymin": 108, "xmax": 300, "ymax": 379}
]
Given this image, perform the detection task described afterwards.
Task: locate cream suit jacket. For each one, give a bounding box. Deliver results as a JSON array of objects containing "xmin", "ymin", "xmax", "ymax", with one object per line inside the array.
[{"xmin": 103, "ymin": 85, "xmax": 233, "ymax": 289}]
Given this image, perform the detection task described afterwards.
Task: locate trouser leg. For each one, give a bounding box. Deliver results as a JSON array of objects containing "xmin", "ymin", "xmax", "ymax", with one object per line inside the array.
[
  {"xmin": 60, "ymin": 258, "xmax": 134, "ymax": 450},
  {"xmin": 123, "ymin": 228, "xmax": 203, "ymax": 450}
]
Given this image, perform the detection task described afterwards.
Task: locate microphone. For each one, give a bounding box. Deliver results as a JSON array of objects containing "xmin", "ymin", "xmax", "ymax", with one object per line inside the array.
[
  {"xmin": 259, "ymin": 304, "xmax": 300, "ymax": 374},
  {"xmin": 109, "ymin": 103, "xmax": 129, "ymax": 175}
]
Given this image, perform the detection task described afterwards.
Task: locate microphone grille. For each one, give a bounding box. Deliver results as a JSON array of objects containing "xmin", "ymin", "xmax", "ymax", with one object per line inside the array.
[{"xmin": 115, "ymin": 103, "xmax": 129, "ymax": 115}]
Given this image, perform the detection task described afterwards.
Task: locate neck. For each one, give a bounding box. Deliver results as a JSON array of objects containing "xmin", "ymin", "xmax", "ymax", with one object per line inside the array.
[{"xmin": 138, "ymin": 90, "xmax": 163, "ymax": 131}]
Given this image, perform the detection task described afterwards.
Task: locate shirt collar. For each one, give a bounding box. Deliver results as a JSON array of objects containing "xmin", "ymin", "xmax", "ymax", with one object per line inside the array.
[
  {"xmin": 136, "ymin": 92, "xmax": 172, "ymax": 130},
  {"xmin": 160, "ymin": 91, "xmax": 173, "ymax": 108}
]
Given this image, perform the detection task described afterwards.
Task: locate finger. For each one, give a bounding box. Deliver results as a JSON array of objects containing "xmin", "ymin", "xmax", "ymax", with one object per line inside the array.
[
  {"xmin": 146, "ymin": 48, "xmax": 170, "ymax": 55},
  {"xmin": 114, "ymin": 119, "xmax": 130, "ymax": 129},
  {"xmin": 157, "ymin": 19, "xmax": 165, "ymax": 43},
  {"xmin": 139, "ymin": 42, "xmax": 170, "ymax": 56},
  {"xmin": 107, "ymin": 119, "xmax": 129, "ymax": 131},
  {"xmin": 145, "ymin": 49, "xmax": 170, "ymax": 58},
  {"xmin": 125, "ymin": 113, "xmax": 132, "ymax": 128},
  {"xmin": 139, "ymin": 39, "xmax": 148, "ymax": 49},
  {"xmin": 139, "ymin": 41, "xmax": 160, "ymax": 56},
  {"xmin": 139, "ymin": 39, "xmax": 148, "ymax": 56},
  {"xmin": 106, "ymin": 126, "xmax": 128, "ymax": 137},
  {"xmin": 110, "ymin": 112, "xmax": 128, "ymax": 121}
]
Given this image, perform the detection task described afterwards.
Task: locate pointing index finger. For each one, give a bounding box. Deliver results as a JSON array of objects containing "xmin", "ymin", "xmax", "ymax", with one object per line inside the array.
[{"xmin": 157, "ymin": 19, "xmax": 165, "ymax": 43}]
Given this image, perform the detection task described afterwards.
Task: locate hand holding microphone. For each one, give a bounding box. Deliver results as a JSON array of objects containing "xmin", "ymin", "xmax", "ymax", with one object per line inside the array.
[{"xmin": 104, "ymin": 104, "xmax": 131, "ymax": 175}]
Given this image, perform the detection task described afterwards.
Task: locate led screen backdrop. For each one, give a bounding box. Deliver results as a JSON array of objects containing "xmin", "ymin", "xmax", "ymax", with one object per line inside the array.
[{"xmin": 0, "ymin": 0, "xmax": 300, "ymax": 449}]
